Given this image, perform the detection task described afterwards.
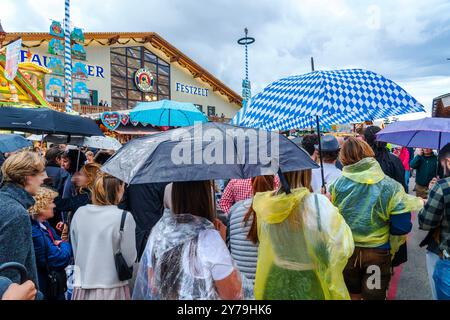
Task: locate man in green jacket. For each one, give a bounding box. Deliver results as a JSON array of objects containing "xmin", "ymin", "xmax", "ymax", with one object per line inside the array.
[{"xmin": 410, "ymin": 148, "xmax": 438, "ymax": 199}]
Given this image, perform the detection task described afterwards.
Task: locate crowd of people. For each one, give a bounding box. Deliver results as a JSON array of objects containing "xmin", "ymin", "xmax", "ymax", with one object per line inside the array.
[{"xmin": 0, "ymin": 125, "xmax": 450, "ymax": 300}]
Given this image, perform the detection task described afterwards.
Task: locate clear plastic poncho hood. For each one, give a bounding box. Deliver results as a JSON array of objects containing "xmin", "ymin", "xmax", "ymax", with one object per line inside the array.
[
  {"xmin": 330, "ymin": 157, "xmax": 423, "ymax": 252},
  {"xmin": 252, "ymin": 188, "xmax": 355, "ymax": 300},
  {"xmin": 132, "ymin": 210, "xmax": 249, "ymax": 300}
]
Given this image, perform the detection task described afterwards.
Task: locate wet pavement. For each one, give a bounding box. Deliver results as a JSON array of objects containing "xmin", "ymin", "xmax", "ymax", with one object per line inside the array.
[{"xmin": 394, "ymin": 177, "xmax": 433, "ymax": 300}]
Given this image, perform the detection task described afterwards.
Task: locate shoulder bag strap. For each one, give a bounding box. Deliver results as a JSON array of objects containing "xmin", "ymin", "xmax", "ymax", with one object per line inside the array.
[
  {"xmin": 117, "ymin": 211, "xmax": 127, "ymax": 253},
  {"xmin": 120, "ymin": 211, "xmax": 127, "ymax": 232}
]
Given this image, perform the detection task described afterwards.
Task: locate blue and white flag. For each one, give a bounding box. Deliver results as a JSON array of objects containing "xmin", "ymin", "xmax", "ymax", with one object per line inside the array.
[{"xmin": 4, "ymin": 39, "xmax": 22, "ymax": 81}]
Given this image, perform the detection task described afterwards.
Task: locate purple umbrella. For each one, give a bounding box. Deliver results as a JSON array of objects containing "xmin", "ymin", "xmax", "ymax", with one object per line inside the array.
[{"xmin": 376, "ymin": 117, "xmax": 450, "ymax": 150}]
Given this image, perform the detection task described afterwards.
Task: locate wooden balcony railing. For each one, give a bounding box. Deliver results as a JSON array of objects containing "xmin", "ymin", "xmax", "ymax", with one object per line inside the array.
[
  {"xmin": 49, "ymin": 102, "xmax": 232, "ymax": 123},
  {"xmin": 208, "ymin": 116, "xmax": 231, "ymax": 123},
  {"xmin": 49, "ymin": 102, "xmax": 112, "ymax": 115}
]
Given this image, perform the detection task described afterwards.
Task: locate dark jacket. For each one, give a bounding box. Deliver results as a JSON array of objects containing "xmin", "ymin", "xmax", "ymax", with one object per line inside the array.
[
  {"xmin": 410, "ymin": 154, "xmax": 438, "ymax": 187},
  {"xmin": 375, "ymin": 150, "xmax": 406, "ymax": 190},
  {"xmin": 45, "ymin": 165, "xmax": 72, "ymax": 228},
  {"xmin": 119, "ymin": 183, "xmax": 168, "ymax": 260},
  {"xmin": 373, "ymin": 148, "xmax": 408, "ymax": 267},
  {"xmin": 54, "ymin": 191, "xmax": 90, "ymax": 224},
  {"xmin": 31, "ymin": 219, "xmax": 72, "ymax": 298},
  {"xmin": 45, "ymin": 165, "xmax": 70, "ymax": 196},
  {"xmin": 0, "ymin": 183, "xmax": 38, "ymax": 287}
]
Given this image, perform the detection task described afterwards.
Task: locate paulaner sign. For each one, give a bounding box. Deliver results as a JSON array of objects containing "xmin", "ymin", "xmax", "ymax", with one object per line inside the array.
[
  {"xmin": 20, "ymin": 50, "xmax": 105, "ymax": 78},
  {"xmin": 134, "ymin": 68, "xmax": 155, "ymax": 93}
]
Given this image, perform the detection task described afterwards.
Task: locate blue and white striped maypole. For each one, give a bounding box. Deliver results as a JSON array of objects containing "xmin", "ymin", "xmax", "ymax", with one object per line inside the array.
[
  {"xmin": 64, "ymin": 0, "xmax": 72, "ymax": 113},
  {"xmin": 231, "ymin": 28, "xmax": 255, "ymax": 125}
]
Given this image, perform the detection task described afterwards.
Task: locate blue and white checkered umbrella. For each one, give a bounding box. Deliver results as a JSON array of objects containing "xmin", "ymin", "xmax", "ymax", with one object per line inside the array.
[
  {"xmin": 239, "ymin": 69, "xmax": 425, "ymax": 131},
  {"xmin": 231, "ymin": 99, "xmax": 250, "ymax": 126}
]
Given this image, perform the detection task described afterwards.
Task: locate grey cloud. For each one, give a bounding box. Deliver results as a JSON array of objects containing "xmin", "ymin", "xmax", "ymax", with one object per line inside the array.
[{"xmin": 3, "ymin": 0, "xmax": 450, "ymax": 107}]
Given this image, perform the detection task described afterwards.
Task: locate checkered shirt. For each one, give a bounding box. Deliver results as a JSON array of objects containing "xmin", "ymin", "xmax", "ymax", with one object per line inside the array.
[
  {"xmin": 418, "ymin": 177, "xmax": 450, "ymax": 253},
  {"xmin": 219, "ymin": 177, "xmax": 280, "ymax": 214}
]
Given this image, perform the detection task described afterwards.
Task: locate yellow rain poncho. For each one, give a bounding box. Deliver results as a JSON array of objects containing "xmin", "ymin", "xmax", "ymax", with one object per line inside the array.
[
  {"xmin": 252, "ymin": 188, "xmax": 355, "ymax": 300},
  {"xmin": 329, "ymin": 157, "xmax": 423, "ymax": 254}
]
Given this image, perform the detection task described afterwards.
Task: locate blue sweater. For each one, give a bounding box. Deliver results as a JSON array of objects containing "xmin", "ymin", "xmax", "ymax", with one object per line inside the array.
[
  {"xmin": 31, "ymin": 220, "xmax": 72, "ymax": 297},
  {"xmin": 377, "ymin": 213, "xmax": 413, "ymax": 249}
]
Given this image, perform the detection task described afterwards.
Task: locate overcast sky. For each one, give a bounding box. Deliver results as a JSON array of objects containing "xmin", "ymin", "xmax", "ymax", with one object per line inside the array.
[{"xmin": 3, "ymin": 0, "xmax": 450, "ymax": 117}]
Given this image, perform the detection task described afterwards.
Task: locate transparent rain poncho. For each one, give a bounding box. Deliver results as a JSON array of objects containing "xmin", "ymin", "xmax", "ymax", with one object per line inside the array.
[
  {"xmin": 132, "ymin": 210, "xmax": 250, "ymax": 300},
  {"xmin": 329, "ymin": 157, "xmax": 423, "ymax": 254},
  {"xmin": 252, "ymin": 188, "xmax": 355, "ymax": 300}
]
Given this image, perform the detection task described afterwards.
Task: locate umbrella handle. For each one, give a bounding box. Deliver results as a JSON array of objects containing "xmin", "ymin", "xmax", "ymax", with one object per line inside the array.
[
  {"xmin": 316, "ymin": 116, "xmax": 326, "ymax": 193},
  {"xmin": 277, "ymin": 168, "xmax": 291, "ymax": 194},
  {"xmin": 0, "ymin": 262, "xmax": 29, "ymax": 284},
  {"xmin": 437, "ymin": 132, "xmax": 442, "ymax": 177}
]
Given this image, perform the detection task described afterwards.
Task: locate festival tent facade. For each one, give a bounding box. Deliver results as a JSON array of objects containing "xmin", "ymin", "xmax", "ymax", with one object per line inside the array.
[
  {"xmin": 3, "ymin": 32, "xmax": 242, "ymax": 119},
  {"xmin": 3, "ymin": 31, "xmax": 243, "ymax": 141}
]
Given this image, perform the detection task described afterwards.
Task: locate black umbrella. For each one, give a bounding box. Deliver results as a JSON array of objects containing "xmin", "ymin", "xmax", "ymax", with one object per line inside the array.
[
  {"xmin": 290, "ymin": 136, "xmax": 303, "ymax": 148},
  {"xmin": 102, "ymin": 122, "xmax": 318, "ymax": 191},
  {"xmin": 0, "ymin": 107, "xmax": 103, "ymax": 136}
]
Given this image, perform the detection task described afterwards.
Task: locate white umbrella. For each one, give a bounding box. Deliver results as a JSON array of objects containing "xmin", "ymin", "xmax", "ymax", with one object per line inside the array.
[
  {"xmin": 27, "ymin": 134, "xmax": 47, "ymax": 141},
  {"xmin": 83, "ymin": 136, "xmax": 122, "ymax": 151}
]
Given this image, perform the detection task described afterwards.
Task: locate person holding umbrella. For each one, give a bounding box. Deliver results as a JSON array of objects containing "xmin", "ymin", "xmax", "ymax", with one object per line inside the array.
[{"xmin": 133, "ymin": 180, "xmax": 244, "ymax": 300}]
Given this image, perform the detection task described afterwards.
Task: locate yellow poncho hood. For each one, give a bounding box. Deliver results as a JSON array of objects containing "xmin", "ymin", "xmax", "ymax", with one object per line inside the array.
[
  {"xmin": 252, "ymin": 187, "xmax": 310, "ymax": 224},
  {"xmin": 342, "ymin": 157, "xmax": 385, "ymax": 184}
]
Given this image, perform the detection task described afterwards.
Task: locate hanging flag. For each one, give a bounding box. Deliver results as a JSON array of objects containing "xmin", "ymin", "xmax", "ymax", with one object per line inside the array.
[{"xmin": 4, "ymin": 39, "xmax": 22, "ymax": 81}]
